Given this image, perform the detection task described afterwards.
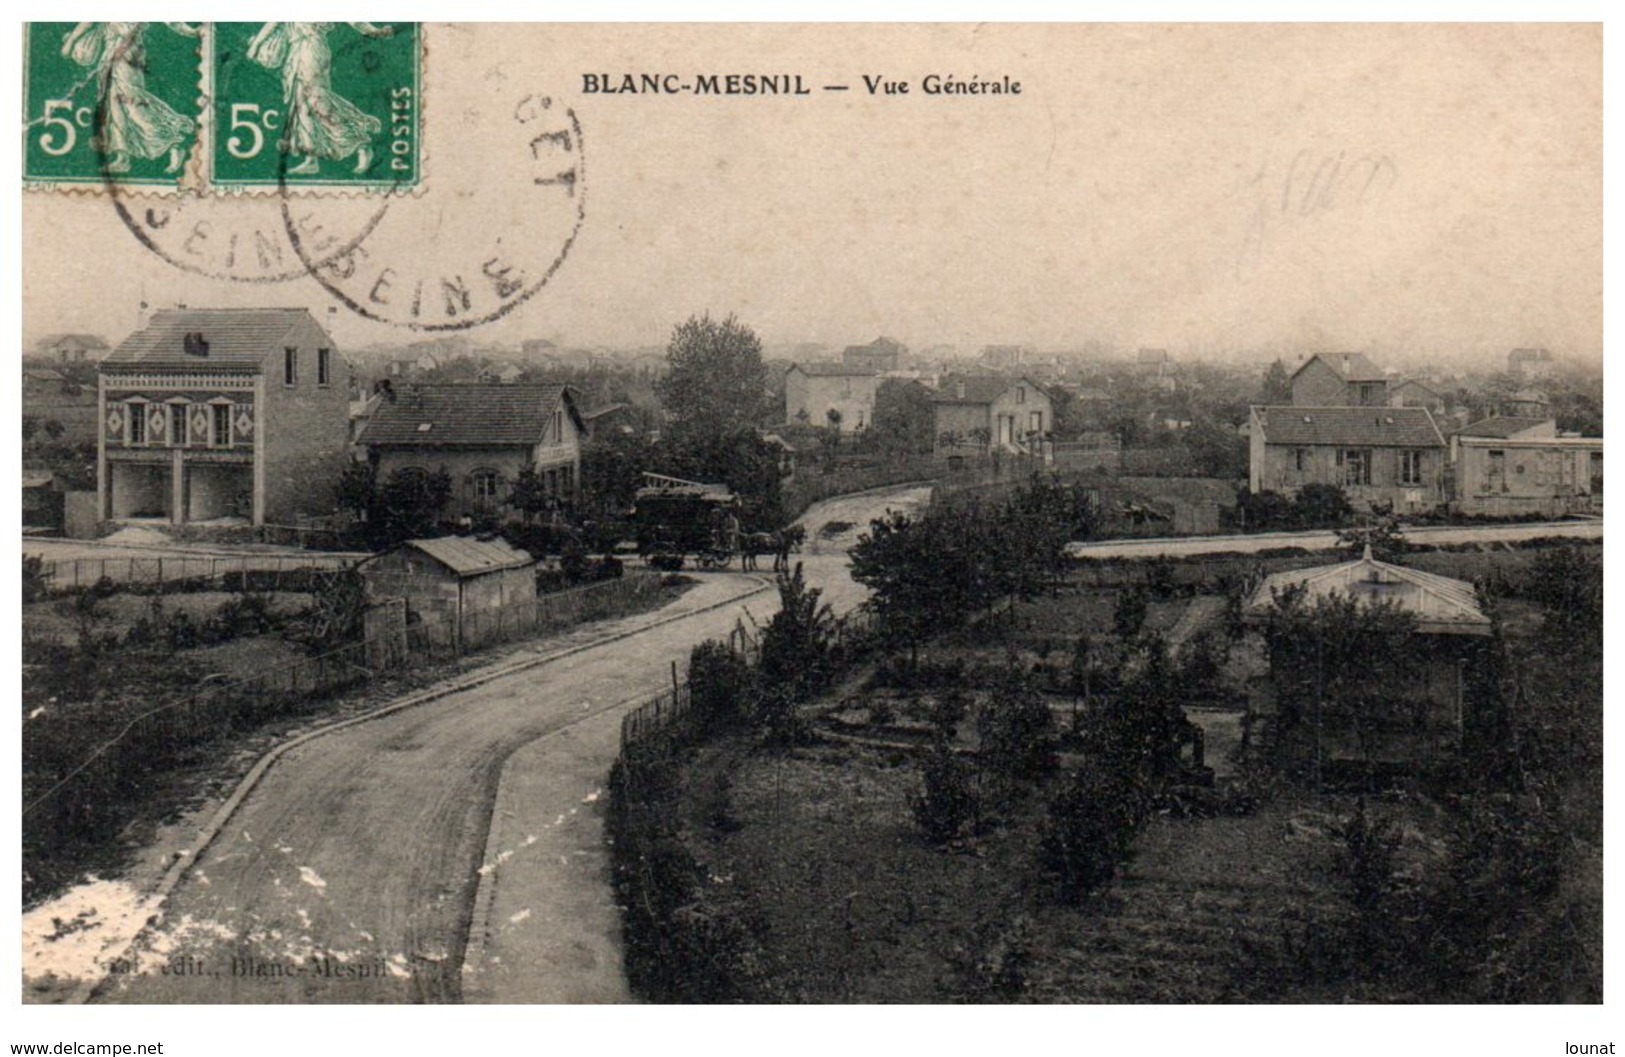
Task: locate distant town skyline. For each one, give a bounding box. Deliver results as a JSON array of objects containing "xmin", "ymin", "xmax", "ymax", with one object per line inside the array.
[{"xmin": 22, "ymin": 23, "xmax": 1601, "ymax": 367}]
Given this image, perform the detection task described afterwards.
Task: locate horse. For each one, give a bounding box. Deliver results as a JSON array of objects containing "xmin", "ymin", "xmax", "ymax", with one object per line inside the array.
[
  {"xmin": 740, "ymin": 532, "xmax": 776, "ymax": 571},
  {"xmin": 772, "ymin": 524, "xmax": 806, "ymax": 572}
]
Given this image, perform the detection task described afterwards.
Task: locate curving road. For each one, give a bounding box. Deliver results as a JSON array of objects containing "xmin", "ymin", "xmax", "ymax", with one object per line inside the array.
[{"xmin": 86, "ymin": 485, "xmax": 930, "ymax": 1004}]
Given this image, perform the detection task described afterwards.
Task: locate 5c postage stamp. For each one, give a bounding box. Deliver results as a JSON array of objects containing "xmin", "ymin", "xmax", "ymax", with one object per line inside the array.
[
  {"xmin": 23, "ymin": 21, "xmax": 204, "ymax": 187},
  {"xmin": 22, "ymin": 21, "xmax": 421, "ymax": 193},
  {"xmin": 210, "ymin": 22, "xmax": 421, "ymax": 192}
]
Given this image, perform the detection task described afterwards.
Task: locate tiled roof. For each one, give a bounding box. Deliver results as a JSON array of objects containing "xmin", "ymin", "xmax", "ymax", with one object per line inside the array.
[
  {"xmin": 1255, "ymin": 406, "xmax": 1443, "ymax": 447},
  {"xmin": 787, "ymin": 362, "xmax": 877, "ymax": 377},
  {"xmin": 1453, "ymin": 416, "xmax": 1552, "ymax": 439},
  {"xmin": 360, "ymin": 385, "xmax": 577, "ymax": 447},
  {"xmin": 932, "ymin": 375, "xmax": 1045, "ymax": 405},
  {"xmin": 1245, "ymin": 549, "xmax": 1490, "ymax": 635},
  {"xmin": 402, "ymin": 536, "xmax": 534, "ymax": 576},
  {"xmin": 104, "ymin": 308, "xmax": 322, "ymax": 368},
  {"xmin": 1292, "ymin": 352, "xmax": 1387, "ymax": 383}
]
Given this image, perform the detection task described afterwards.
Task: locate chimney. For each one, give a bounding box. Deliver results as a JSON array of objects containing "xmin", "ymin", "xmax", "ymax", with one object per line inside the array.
[
  {"xmin": 182, "ymin": 331, "xmax": 209, "ymax": 358},
  {"xmin": 136, "ymin": 300, "xmax": 151, "ymax": 331},
  {"xmin": 1342, "ymin": 354, "xmax": 1352, "ymax": 375},
  {"xmin": 375, "ymin": 378, "xmax": 396, "ymax": 403}
]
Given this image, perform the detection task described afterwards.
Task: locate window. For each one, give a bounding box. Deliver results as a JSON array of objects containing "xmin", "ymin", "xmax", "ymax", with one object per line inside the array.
[
  {"xmin": 317, "ymin": 348, "xmax": 331, "ymax": 387},
  {"xmin": 127, "ymin": 401, "xmax": 146, "ymax": 445},
  {"xmin": 284, "ymin": 347, "xmax": 298, "ymax": 386},
  {"xmin": 1338, "ymin": 448, "xmax": 1371, "ymax": 486},
  {"xmin": 166, "ymin": 402, "xmax": 188, "ymax": 447},
  {"xmin": 469, "ymin": 470, "xmax": 502, "ymax": 512},
  {"xmin": 560, "ymin": 465, "xmax": 574, "ymax": 495},
  {"xmin": 211, "ymin": 404, "xmax": 232, "ymax": 447},
  {"xmin": 1399, "ymin": 450, "xmax": 1424, "ymax": 486},
  {"xmin": 552, "ymin": 409, "xmax": 564, "ymax": 442},
  {"xmin": 1294, "ymin": 448, "xmax": 1309, "ymax": 472},
  {"xmin": 1029, "ymin": 410, "xmax": 1042, "ymax": 433},
  {"xmin": 1486, "ymin": 450, "xmax": 1506, "ymax": 492},
  {"xmin": 1017, "ymin": 387, "xmax": 1026, "ymax": 404}
]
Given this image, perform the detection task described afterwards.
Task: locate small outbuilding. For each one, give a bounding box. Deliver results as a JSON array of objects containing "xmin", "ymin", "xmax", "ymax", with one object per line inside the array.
[
  {"xmin": 1242, "ymin": 547, "xmax": 1492, "ymax": 773},
  {"xmin": 360, "ymin": 536, "xmax": 536, "ymax": 648}
]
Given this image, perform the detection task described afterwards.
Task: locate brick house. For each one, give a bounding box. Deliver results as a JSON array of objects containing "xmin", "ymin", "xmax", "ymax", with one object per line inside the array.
[
  {"xmin": 1290, "ymin": 353, "xmax": 1390, "ymax": 407},
  {"xmin": 97, "ymin": 308, "xmax": 350, "ymax": 527},
  {"xmin": 1247, "ymin": 405, "xmax": 1447, "ymax": 512},
  {"xmin": 359, "ymin": 384, "xmax": 584, "ymax": 519},
  {"xmin": 931, "ymin": 375, "xmax": 1052, "ymax": 455},
  {"xmin": 783, "ymin": 363, "xmax": 879, "ymax": 431}
]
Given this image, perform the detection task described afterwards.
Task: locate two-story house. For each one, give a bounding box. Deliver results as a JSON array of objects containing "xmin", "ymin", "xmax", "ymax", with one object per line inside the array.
[
  {"xmin": 931, "ymin": 375, "xmax": 1052, "ymax": 455},
  {"xmin": 1248, "ymin": 405, "xmax": 1447, "ymax": 512},
  {"xmin": 97, "ymin": 308, "xmax": 350, "ymax": 527},
  {"xmin": 783, "ymin": 363, "xmax": 879, "ymax": 431},
  {"xmin": 359, "ymin": 384, "xmax": 584, "ymax": 519},
  {"xmin": 1290, "ymin": 353, "xmax": 1390, "ymax": 407}
]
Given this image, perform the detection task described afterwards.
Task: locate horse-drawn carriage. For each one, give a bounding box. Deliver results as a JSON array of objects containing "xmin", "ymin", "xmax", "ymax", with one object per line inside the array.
[
  {"xmin": 631, "ymin": 474, "xmax": 742, "ymax": 570},
  {"xmin": 630, "ymin": 473, "xmax": 805, "ymax": 572}
]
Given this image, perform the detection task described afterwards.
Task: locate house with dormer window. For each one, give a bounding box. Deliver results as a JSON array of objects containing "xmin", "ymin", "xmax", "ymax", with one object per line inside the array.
[
  {"xmin": 359, "ymin": 384, "xmax": 585, "ymax": 519},
  {"xmin": 97, "ymin": 308, "xmax": 351, "ymax": 527}
]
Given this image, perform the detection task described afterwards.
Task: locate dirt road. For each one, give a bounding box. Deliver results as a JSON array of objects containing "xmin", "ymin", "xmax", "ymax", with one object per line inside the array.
[{"xmin": 82, "ymin": 485, "xmax": 930, "ymax": 1004}]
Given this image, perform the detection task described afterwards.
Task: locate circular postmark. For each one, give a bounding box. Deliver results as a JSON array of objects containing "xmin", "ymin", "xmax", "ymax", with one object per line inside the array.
[
  {"xmin": 280, "ymin": 91, "xmax": 586, "ymax": 331},
  {"xmin": 96, "ymin": 22, "xmax": 392, "ymax": 285}
]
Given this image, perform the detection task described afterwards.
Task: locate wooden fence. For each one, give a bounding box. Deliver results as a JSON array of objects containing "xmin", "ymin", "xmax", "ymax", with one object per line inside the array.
[{"xmin": 31, "ymin": 553, "xmax": 362, "ymax": 596}]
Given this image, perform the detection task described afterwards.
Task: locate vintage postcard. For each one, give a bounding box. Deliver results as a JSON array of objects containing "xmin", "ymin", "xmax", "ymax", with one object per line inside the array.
[{"xmin": 14, "ymin": 18, "xmax": 1605, "ymax": 1042}]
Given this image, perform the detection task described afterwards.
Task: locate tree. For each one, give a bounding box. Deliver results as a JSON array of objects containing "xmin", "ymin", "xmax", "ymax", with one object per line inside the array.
[
  {"xmin": 871, "ymin": 378, "xmax": 936, "ymax": 454},
  {"xmin": 654, "ymin": 313, "xmax": 772, "ymax": 443},
  {"xmin": 507, "ymin": 466, "xmax": 552, "ymax": 523},
  {"xmin": 753, "ymin": 563, "xmax": 838, "ymax": 739},
  {"xmin": 580, "ymin": 431, "xmax": 659, "ymax": 517},
  {"xmin": 373, "ymin": 466, "xmax": 453, "ymax": 547},
  {"xmin": 1260, "ymin": 359, "xmax": 1293, "ymax": 403},
  {"xmin": 976, "ymin": 665, "xmax": 1056, "ymax": 782}
]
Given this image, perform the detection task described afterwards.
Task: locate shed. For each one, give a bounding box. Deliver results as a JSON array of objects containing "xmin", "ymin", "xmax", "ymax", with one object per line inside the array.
[
  {"xmin": 360, "ymin": 536, "xmax": 536, "ymax": 647},
  {"xmin": 1242, "ymin": 547, "xmax": 1491, "ymax": 771}
]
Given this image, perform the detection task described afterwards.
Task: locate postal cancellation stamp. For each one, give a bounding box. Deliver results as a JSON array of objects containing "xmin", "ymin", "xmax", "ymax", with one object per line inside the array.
[{"xmin": 23, "ymin": 21, "xmax": 421, "ymax": 193}]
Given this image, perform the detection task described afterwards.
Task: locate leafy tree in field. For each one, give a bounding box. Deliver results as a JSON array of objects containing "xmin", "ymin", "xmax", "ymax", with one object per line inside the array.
[
  {"xmin": 654, "ymin": 313, "xmax": 772, "ymax": 443},
  {"xmin": 976, "ymin": 665, "xmax": 1056, "ymax": 782},
  {"xmin": 754, "ymin": 563, "xmax": 838, "ymax": 738},
  {"xmin": 871, "ymin": 378, "xmax": 936, "ymax": 454},
  {"xmin": 913, "ymin": 739, "xmax": 979, "ymax": 844},
  {"xmin": 1260, "ymin": 359, "xmax": 1293, "ymax": 404},
  {"xmin": 581, "ymin": 431, "xmax": 660, "ymax": 517},
  {"xmin": 688, "ymin": 639, "xmax": 753, "ymax": 734},
  {"xmin": 1039, "ymin": 765, "xmax": 1143, "ymax": 903}
]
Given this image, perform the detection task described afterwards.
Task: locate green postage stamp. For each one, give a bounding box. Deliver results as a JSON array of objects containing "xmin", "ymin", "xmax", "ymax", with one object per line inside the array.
[{"xmin": 23, "ymin": 22, "xmax": 421, "ymax": 192}]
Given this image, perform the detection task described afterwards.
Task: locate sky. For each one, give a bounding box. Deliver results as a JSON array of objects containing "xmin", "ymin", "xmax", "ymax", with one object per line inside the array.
[{"xmin": 20, "ymin": 23, "xmax": 1602, "ymax": 367}]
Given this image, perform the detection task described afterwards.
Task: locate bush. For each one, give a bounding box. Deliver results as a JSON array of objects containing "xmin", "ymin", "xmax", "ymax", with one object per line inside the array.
[
  {"xmin": 687, "ymin": 639, "xmax": 752, "ymax": 734},
  {"xmin": 950, "ymin": 914, "xmax": 1033, "ymax": 1002},
  {"xmin": 913, "ymin": 740, "xmax": 979, "ymax": 844},
  {"xmin": 1113, "ymin": 587, "xmax": 1148, "ymax": 639},
  {"xmin": 976, "ymin": 668, "xmax": 1055, "ymax": 782},
  {"xmin": 1039, "ymin": 767, "xmax": 1144, "ymax": 903}
]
